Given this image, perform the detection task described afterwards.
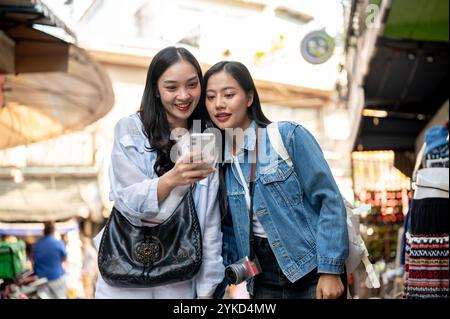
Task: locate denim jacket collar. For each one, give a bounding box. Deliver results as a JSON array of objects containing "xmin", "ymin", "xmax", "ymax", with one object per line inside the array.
[{"xmin": 223, "ymin": 121, "xmax": 257, "ymax": 163}]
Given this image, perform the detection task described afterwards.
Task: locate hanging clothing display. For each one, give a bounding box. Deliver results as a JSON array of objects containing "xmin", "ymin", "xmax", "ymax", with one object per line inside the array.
[{"xmin": 404, "ymin": 125, "xmax": 449, "ymax": 299}]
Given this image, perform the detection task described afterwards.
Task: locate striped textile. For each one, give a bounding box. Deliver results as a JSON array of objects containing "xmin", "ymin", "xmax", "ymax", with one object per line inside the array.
[{"xmin": 404, "ymin": 233, "xmax": 449, "ymax": 299}]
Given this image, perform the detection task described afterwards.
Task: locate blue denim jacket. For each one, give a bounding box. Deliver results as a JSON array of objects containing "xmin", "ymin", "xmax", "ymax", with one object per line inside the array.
[{"xmin": 223, "ymin": 121, "xmax": 349, "ymax": 286}]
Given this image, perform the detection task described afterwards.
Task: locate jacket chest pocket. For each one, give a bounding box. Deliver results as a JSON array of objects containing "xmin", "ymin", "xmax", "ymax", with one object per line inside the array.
[
  {"xmin": 119, "ymin": 134, "xmax": 150, "ymax": 173},
  {"xmin": 258, "ymin": 160, "xmax": 302, "ymax": 208}
]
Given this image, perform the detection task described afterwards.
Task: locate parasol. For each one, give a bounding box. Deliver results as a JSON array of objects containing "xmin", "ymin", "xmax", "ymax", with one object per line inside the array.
[{"xmin": 0, "ymin": 0, "xmax": 114, "ymax": 149}]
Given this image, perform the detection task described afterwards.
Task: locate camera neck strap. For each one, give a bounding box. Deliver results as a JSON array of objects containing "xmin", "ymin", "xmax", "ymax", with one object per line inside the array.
[{"xmin": 232, "ymin": 129, "xmax": 259, "ymax": 261}]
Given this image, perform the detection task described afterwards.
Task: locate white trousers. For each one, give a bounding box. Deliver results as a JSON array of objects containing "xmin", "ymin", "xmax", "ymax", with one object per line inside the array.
[{"xmin": 94, "ymin": 275, "xmax": 195, "ymax": 299}]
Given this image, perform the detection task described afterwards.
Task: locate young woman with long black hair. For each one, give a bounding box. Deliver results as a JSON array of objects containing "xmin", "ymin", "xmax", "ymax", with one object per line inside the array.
[
  {"xmin": 202, "ymin": 61, "xmax": 348, "ymax": 299},
  {"xmin": 94, "ymin": 47, "xmax": 224, "ymax": 299}
]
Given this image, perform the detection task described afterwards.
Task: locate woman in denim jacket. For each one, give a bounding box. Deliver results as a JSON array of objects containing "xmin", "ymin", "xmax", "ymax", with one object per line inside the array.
[
  {"xmin": 94, "ymin": 47, "xmax": 224, "ymax": 299},
  {"xmin": 202, "ymin": 61, "xmax": 349, "ymax": 299}
]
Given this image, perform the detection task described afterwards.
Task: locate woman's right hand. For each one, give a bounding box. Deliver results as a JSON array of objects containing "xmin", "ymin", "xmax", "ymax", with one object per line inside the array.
[
  {"xmin": 165, "ymin": 152, "xmax": 215, "ymax": 187},
  {"xmin": 157, "ymin": 152, "xmax": 215, "ymax": 202}
]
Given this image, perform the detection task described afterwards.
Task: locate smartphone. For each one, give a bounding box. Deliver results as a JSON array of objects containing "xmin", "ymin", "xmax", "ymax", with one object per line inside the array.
[{"xmin": 189, "ymin": 133, "xmax": 216, "ymax": 169}]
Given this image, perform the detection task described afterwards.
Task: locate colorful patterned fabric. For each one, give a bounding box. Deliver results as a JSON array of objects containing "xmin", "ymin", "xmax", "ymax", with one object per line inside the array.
[{"xmin": 404, "ymin": 233, "xmax": 449, "ymax": 299}]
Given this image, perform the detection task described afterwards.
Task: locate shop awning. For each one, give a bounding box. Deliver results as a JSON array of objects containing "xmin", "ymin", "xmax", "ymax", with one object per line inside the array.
[
  {"xmin": 0, "ymin": 0, "xmax": 114, "ymax": 150},
  {"xmin": 353, "ymin": 0, "xmax": 449, "ymax": 151},
  {"xmin": 0, "ymin": 177, "xmax": 103, "ymax": 222},
  {"xmin": 0, "ymin": 219, "xmax": 79, "ymax": 236}
]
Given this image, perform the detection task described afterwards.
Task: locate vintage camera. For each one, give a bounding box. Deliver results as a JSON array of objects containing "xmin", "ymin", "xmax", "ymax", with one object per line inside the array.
[{"xmin": 224, "ymin": 256, "xmax": 262, "ymax": 285}]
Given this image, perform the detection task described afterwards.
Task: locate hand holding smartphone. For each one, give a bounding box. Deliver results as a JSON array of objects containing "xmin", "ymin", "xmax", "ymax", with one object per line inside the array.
[{"xmin": 189, "ymin": 133, "xmax": 216, "ymax": 169}]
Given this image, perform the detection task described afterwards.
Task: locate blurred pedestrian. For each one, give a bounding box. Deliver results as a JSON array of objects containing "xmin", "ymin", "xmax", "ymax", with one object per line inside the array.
[
  {"xmin": 31, "ymin": 221, "xmax": 67, "ymax": 299},
  {"xmin": 81, "ymin": 236, "xmax": 97, "ymax": 299}
]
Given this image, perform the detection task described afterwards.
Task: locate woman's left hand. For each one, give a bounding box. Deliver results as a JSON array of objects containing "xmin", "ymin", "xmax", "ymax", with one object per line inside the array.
[{"xmin": 316, "ymin": 274, "xmax": 344, "ymax": 299}]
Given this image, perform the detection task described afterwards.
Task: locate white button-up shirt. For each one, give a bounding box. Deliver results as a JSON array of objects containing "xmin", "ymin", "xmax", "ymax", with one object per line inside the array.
[{"xmin": 94, "ymin": 114, "xmax": 224, "ymax": 298}]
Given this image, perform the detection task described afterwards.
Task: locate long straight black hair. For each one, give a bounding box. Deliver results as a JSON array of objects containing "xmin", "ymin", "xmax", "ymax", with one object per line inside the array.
[
  {"xmin": 198, "ymin": 61, "xmax": 271, "ymax": 219},
  {"xmin": 200, "ymin": 61, "xmax": 271, "ymax": 128},
  {"xmin": 139, "ymin": 46, "xmax": 204, "ymax": 177}
]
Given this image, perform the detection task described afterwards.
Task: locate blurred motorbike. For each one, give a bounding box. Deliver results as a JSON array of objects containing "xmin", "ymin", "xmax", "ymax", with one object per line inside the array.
[{"xmin": 0, "ymin": 269, "xmax": 49, "ymax": 299}]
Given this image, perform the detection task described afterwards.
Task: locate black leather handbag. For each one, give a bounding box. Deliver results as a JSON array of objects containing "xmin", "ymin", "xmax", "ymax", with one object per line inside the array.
[{"xmin": 98, "ymin": 187, "xmax": 202, "ymax": 288}]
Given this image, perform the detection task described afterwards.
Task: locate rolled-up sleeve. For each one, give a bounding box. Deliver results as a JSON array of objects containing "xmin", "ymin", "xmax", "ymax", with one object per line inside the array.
[
  {"xmin": 109, "ymin": 117, "xmax": 160, "ymax": 223},
  {"xmin": 195, "ymin": 169, "xmax": 225, "ymax": 297}
]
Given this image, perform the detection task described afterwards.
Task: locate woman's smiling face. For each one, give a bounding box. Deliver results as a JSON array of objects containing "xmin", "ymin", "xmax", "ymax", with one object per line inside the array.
[{"xmin": 157, "ymin": 59, "xmax": 201, "ymax": 128}]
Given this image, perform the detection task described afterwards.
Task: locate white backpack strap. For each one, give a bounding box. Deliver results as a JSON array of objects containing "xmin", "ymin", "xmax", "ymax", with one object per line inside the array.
[
  {"xmin": 352, "ymin": 204, "xmax": 372, "ymax": 216},
  {"xmin": 362, "ymin": 255, "xmax": 381, "ymax": 288},
  {"xmin": 267, "ymin": 122, "xmax": 293, "ymax": 167}
]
